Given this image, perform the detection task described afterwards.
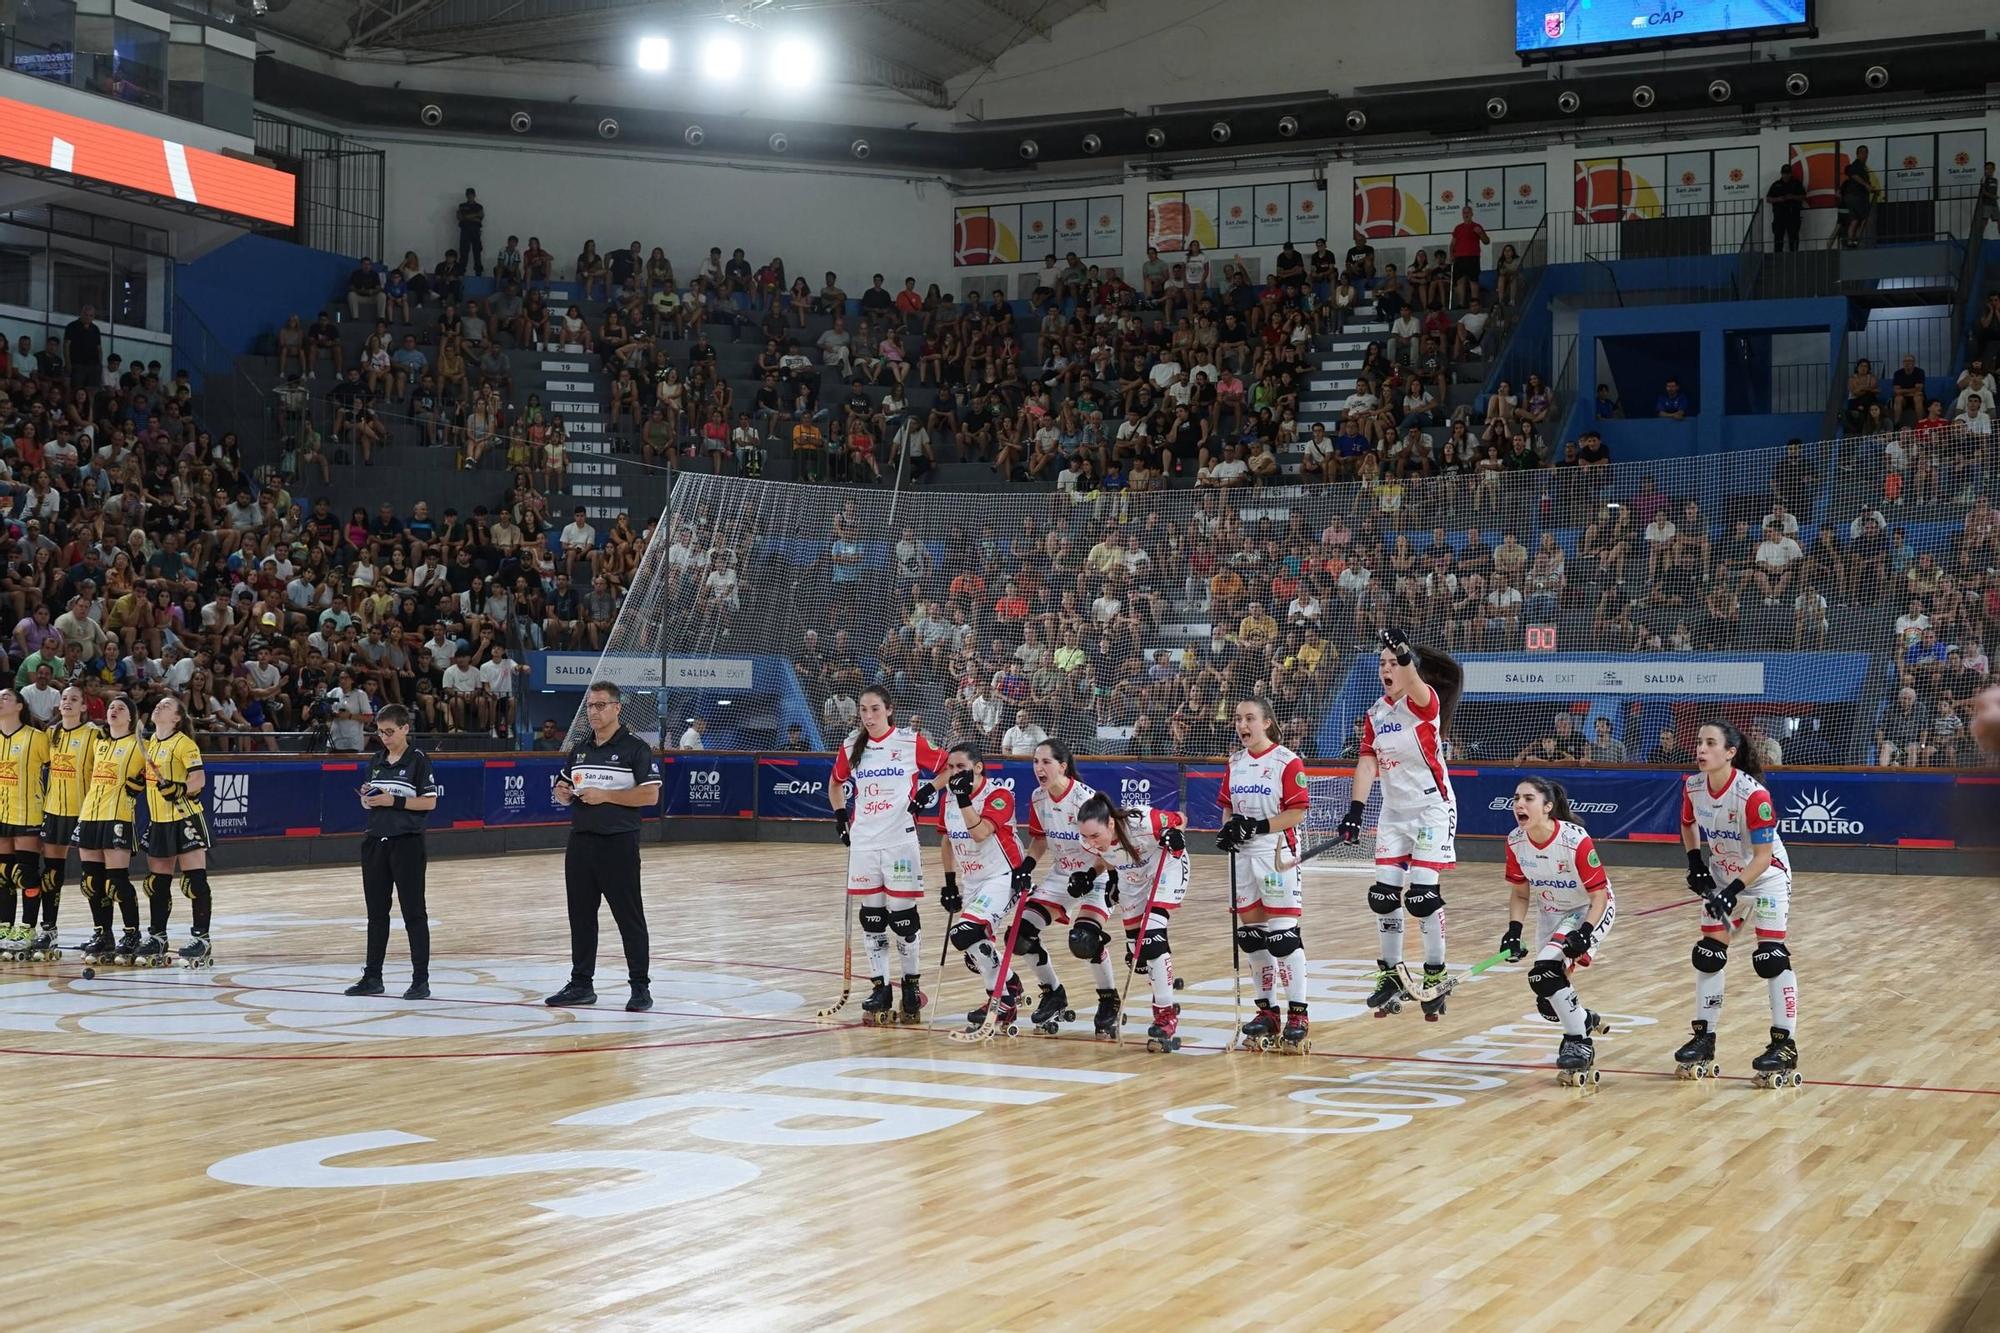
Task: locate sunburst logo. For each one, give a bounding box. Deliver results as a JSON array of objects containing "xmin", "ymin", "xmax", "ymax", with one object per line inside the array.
[{"xmin": 1780, "ymin": 789, "xmax": 1864, "ymax": 837}]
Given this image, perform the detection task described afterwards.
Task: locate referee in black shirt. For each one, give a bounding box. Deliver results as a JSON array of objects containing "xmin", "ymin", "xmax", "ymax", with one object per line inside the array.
[
  {"xmin": 546, "ymin": 680, "xmax": 661, "ymax": 1011},
  {"xmin": 347, "ymin": 705, "xmax": 438, "ymax": 1000}
]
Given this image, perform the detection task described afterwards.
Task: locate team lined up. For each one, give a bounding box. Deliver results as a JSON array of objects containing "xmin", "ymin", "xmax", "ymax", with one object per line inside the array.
[
  {"xmin": 0, "ymin": 685, "xmax": 212, "ymax": 966},
  {"xmin": 823, "ymin": 636, "xmax": 1802, "ymax": 1079}
]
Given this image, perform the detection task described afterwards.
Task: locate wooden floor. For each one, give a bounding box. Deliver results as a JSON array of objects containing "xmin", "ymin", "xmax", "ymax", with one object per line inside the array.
[{"xmin": 8, "ymin": 843, "xmax": 2000, "ymax": 1332}]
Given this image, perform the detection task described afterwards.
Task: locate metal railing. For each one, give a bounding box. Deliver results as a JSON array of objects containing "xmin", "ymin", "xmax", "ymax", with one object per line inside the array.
[
  {"xmin": 253, "ymin": 113, "xmax": 385, "ymax": 258},
  {"xmin": 191, "ymin": 728, "xmax": 523, "ymax": 756}
]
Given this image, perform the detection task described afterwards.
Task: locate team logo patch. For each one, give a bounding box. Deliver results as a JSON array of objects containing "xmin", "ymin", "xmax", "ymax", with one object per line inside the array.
[
  {"xmin": 988, "ymin": 796, "xmax": 1008, "ymax": 813},
  {"xmin": 1294, "ymin": 771, "xmax": 1308, "ymax": 787},
  {"xmin": 1586, "ymin": 850, "xmax": 1601, "ymax": 869},
  {"xmin": 1756, "ymin": 801, "xmax": 1773, "ymax": 821},
  {"xmin": 1544, "ymin": 11, "xmax": 1565, "ymax": 38}
]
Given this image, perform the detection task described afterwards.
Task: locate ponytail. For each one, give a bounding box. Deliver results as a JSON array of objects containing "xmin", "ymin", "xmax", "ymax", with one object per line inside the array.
[
  {"xmin": 1078, "ymin": 792, "xmax": 1142, "ymax": 864},
  {"xmin": 1413, "ymin": 645, "xmax": 1463, "ymax": 737},
  {"xmin": 849, "ymin": 684, "xmax": 895, "ymax": 769},
  {"xmin": 1517, "ymin": 775, "xmax": 1575, "ymax": 824},
  {"xmin": 1700, "ymin": 718, "xmax": 1762, "ymax": 781}
]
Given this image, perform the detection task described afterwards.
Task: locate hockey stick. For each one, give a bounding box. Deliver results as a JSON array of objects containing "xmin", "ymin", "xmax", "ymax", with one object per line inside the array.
[
  {"xmin": 1224, "ymin": 851, "xmax": 1243, "ymax": 1054},
  {"xmin": 815, "ymin": 893, "xmax": 855, "ymax": 1019},
  {"xmin": 1114, "ymin": 846, "xmax": 1174, "ymax": 1051},
  {"xmin": 1393, "ymin": 909, "xmax": 1587, "ymax": 1003},
  {"xmin": 948, "ymin": 881, "xmax": 1033, "ymax": 1044},
  {"xmin": 1275, "ymin": 825, "xmax": 1368, "ymax": 873}
]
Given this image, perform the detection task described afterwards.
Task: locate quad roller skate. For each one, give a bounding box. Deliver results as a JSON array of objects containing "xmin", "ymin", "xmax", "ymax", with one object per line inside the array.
[
  {"xmin": 130, "ymin": 932, "xmax": 171, "ymax": 968},
  {"xmin": 1674, "ymin": 1020, "xmax": 1720, "ymax": 1080},
  {"xmin": 964, "ymin": 994, "xmax": 1020, "ymax": 1038},
  {"xmin": 1585, "ymin": 1008, "xmax": 1611, "ymax": 1036},
  {"xmin": 75, "ymin": 929, "xmax": 116, "ymax": 964},
  {"xmin": 896, "ymin": 976, "xmax": 925, "ymax": 1026},
  {"xmin": 1419, "ymin": 965, "xmax": 1450, "ymax": 1022},
  {"xmin": 177, "ymin": 934, "xmax": 213, "ymax": 970},
  {"xmin": 18, "ymin": 927, "xmax": 60, "ymax": 963},
  {"xmin": 1276, "ymin": 1003, "xmax": 1311, "ymax": 1056},
  {"xmin": 1144, "ymin": 1002, "xmax": 1182, "ymax": 1053},
  {"xmin": 1749, "ymin": 1026, "xmax": 1802, "ymax": 1089},
  {"xmin": 967, "ymin": 975, "xmax": 1024, "ymax": 1027},
  {"xmin": 1092, "ymin": 988, "xmax": 1121, "ymax": 1039},
  {"xmin": 1030, "ymin": 983, "xmax": 1074, "ymax": 1035},
  {"xmin": 859, "ymin": 979, "xmax": 896, "ymax": 1026},
  {"xmin": 110, "ymin": 929, "xmax": 141, "ymax": 966},
  {"xmin": 1365, "ymin": 960, "xmax": 1407, "ymax": 1017},
  {"xmin": 1239, "ymin": 1000, "xmax": 1281, "ymax": 1051},
  {"xmin": 1555, "ymin": 1034, "xmax": 1599, "ymax": 1087}
]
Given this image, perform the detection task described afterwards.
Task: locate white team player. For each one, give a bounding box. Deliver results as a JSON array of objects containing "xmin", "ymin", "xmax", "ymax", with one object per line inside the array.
[
  {"xmin": 829, "ymin": 685, "xmax": 942, "ymax": 1025},
  {"xmin": 1020, "ymin": 739, "xmax": 1121, "ymax": 1037},
  {"xmin": 1338, "ymin": 628, "xmax": 1465, "ymax": 1020},
  {"xmin": 1501, "ymin": 776, "xmax": 1616, "ymax": 1084},
  {"xmin": 938, "ymin": 742, "xmax": 1035, "ymax": 1032},
  {"xmin": 1076, "ymin": 792, "xmax": 1188, "ymax": 1052},
  {"xmin": 1675, "ymin": 721, "xmax": 1800, "ymax": 1085},
  {"xmin": 1215, "ymin": 697, "xmax": 1312, "ymax": 1053}
]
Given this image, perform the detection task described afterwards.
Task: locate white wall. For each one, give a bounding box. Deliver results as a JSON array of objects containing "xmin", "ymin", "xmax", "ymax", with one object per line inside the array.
[{"xmin": 373, "ymin": 135, "xmax": 951, "ymax": 287}]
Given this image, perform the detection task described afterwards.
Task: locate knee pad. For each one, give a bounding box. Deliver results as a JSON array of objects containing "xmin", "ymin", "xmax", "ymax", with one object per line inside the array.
[
  {"xmin": 1536, "ymin": 995, "xmax": 1559, "ymax": 1023},
  {"xmin": 1528, "ymin": 958, "xmax": 1569, "ymax": 998},
  {"xmin": 947, "ymin": 919, "xmax": 990, "ymax": 953},
  {"xmin": 1405, "ymin": 884, "xmax": 1445, "ymax": 918},
  {"xmin": 1136, "ymin": 926, "xmax": 1170, "ymax": 966},
  {"xmin": 858, "ymin": 905, "xmax": 890, "ymax": 934},
  {"xmin": 1368, "ymin": 884, "xmax": 1403, "ymax": 915},
  {"xmin": 1068, "ymin": 917, "xmax": 1109, "ymax": 962},
  {"xmin": 1751, "ymin": 940, "xmax": 1791, "ymax": 978},
  {"xmin": 1012, "ymin": 919, "xmax": 1045, "ymax": 959},
  {"xmin": 1265, "ymin": 926, "xmax": 1303, "ymax": 959},
  {"xmin": 886, "ymin": 907, "xmax": 920, "ymax": 942},
  {"xmin": 1692, "ymin": 937, "xmax": 1728, "ymax": 974},
  {"xmin": 181, "ymin": 870, "xmax": 210, "ymax": 901},
  {"xmin": 1234, "ymin": 924, "xmax": 1265, "ymax": 955},
  {"xmin": 80, "ymin": 871, "xmax": 103, "ymax": 905},
  {"xmin": 145, "ymin": 873, "xmax": 173, "ymax": 900}
]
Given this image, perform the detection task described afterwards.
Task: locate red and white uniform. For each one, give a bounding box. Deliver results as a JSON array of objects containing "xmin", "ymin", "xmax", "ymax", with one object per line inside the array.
[
  {"xmin": 1681, "ymin": 770, "xmax": 1792, "ymax": 939},
  {"xmin": 1221, "ymin": 742, "xmax": 1309, "ymax": 917},
  {"xmin": 1096, "ymin": 805, "xmax": 1189, "ymax": 929},
  {"xmin": 944, "ymin": 777, "xmax": 1023, "ymax": 927},
  {"xmin": 1361, "ymin": 689, "xmax": 1457, "ymax": 868},
  {"xmin": 832, "ymin": 726, "xmax": 943, "ymax": 900},
  {"xmin": 1504, "ymin": 819, "xmax": 1616, "ymax": 959},
  {"xmin": 1025, "ymin": 777, "xmax": 1110, "ymax": 923}
]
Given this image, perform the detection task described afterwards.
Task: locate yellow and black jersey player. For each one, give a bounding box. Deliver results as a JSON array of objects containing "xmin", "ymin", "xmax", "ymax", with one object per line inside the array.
[
  {"xmin": 73, "ymin": 692, "xmax": 147, "ymax": 959},
  {"xmin": 0, "ymin": 688, "xmax": 50, "ymax": 950},
  {"xmin": 37, "ymin": 684, "xmax": 100, "ymax": 952},
  {"xmin": 138, "ymin": 693, "xmax": 213, "ymax": 966}
]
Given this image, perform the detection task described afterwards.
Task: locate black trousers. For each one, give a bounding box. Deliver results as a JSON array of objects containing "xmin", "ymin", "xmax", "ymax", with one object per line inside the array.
[
  {"xmin": 361, "ymin": 834, "xmax": 430, "ymax": 979},
  {"xmin": 459, "ymin": 225, "xmax": 483, "ymax": 274},
  {"xmin": 1773, "ymin": 213, "xmax": 1801, "ymax": 252},
  {"xmin": 566, "ymin": 831, "xmax": 648, "ymax": 987}
]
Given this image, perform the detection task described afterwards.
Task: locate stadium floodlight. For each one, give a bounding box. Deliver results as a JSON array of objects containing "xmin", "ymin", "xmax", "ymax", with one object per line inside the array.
[
  {"xmin": 702, "ymin": 33, "xmax": 745, "ymax": 80},
  {"xmin": 771, "ymin": 37, "xmax": 821, "ymax": 87},
  {"xmin": 636, "ymin": 35, "xmax": 670, "ymax": 72}
]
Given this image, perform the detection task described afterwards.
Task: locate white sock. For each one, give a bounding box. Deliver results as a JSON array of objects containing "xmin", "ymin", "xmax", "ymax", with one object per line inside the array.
[
  {"xmin": 894, "ymin": 931, "xmax": 921, "ymax": 979},
  {"xmin": 1376, "ymin": 915, "xmax": 1404, "ymax": 966},
  {"xmin": 1418, "ymin": 912, "xmax": 1446, "ymax": 968},
  {"xmin": 1032, "ymin": 956, "xmax": 1059, "ymax": 988},
  {"xmin": 1247, "ymin": 945, "xmax": 1275, "ymax": 1002},
  {"xmin": 1557, "ymin": 986, "xmax": 1585, "ymax": 1037},
  {"xmin": 1695, "ymin": 970, "xmax": 1725, "ymax": 1030},
  {"xmin": 970, "ymin": 939, "xmax": 999, "ymax": 991},
  {"xmin": 1767, "ymin": 970, "xmax": 1797, "ymax": 1035},
  {"xmin": 1146, "ymin": 952, "xmax": 1175, "ymax": 1007},
  {"xmin": 863, "ymin": 931, "xmax": 890, "ymax": 982}
]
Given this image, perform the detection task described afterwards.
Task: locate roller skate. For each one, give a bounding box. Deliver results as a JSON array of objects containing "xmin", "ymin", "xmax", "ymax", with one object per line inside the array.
[
  {"xmin": 1145, "ymin": 1002, "xmax": 1182, "ymax": 1053},
  {"xmin": 111, "ymin": 929, "xmax": 141, "ymax": 966},
  {"xmin": 859, "ymin": 978, "xmax": 896, "ymax": 1026},
  {"xmin": 0, "ymin": 925, "xmax": 25, "ymax": 961},
  {"xmin": 964, "ymin": 993, "xmax": 1020, "ymax": 1038},
  {"xmin": 1555, "ymin": 1034, "xmax": 1599, "ymax": 1087},
  {"xmin": 1277, "ymin": 1003, "xmax": 1311, "ymax": 1055},
  {"xmin": 1365, "ymin": 960, "xmax": 1407, "ymax": 1017},
  {"xmin": 1673, "ymin": 1020, "xmax": 1720, "ymax": 1079},
  {"xmin": 1029, "ymin": 983, "xmax": 1074, "ymax": 1035},
  {"xmin": 897, "ymin": 976, "xmax": 925, "ymax": 1026},
  {"xmin": 1585, "ymin": 1008, "xmax": 1611, "ymax": 1036},
  {"xmin": 1750, "ymin": 1026, "xmax": 1802, "ymax": 1089},
  {"xmin": 16, "ymin": 927, "xmax": 60, "ymax": 963},
  {"xmin": 1419, "ymin": 965, "xmax": 1450, "ymax": 1022},
  {"xmin": 967, "ymin": 974, "xmax": 1023, "ymax": 1027},
  {"xmin": 1239, "ymin": 1000, "xmax": 1281, "ymax": 1051},
  {"xmin": 76, "ymin": 928, "xmax": 116, "ymax": 964},
  {"xmin": 131, "ymin": 933, "xmax": 170, "ymax": 967},
  {"xmin": 1092, "ymin": 988, "xmax": 1121, "ymax": 1039},
  {"xmin": 178, "ymin": 933, "xmax": 213, "ymax": 970}
]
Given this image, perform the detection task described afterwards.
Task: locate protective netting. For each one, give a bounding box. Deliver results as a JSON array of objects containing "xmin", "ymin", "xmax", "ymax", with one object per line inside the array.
[
  {"xmin": 1300, "ymin": 775, "xmax": 1385, "ymax": 874},
  {"xmin": 606, "ymin": 425, "xmax": 1984, "ymax": 767}
]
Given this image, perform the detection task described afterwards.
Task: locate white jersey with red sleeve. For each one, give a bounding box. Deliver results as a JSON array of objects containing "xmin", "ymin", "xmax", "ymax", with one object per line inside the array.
[
  {"xmin": 1681, "ymin": 769, "xmax": 1790, "ymax": 887},
  {"xmin": 942, "ymin": 778, "xmax": 1022, "ymax": 886},
  {"xmin": 1221, "ymin": 742, "xmax": 1310, "ymax": 853},
  {"xmin": 1361, "ymin": 688, "xmax": 1454, "ymax": 816},
  {"xmin": 1504, "ymin": 819, "xmax": 1611, "ymax": 916},
  {"xmin": 831, "ymin": 726, "xmax": 943, "ymax": 852},
  {"xmin": 1099, "ymin": 805, "xmax": 1190, "ymax": 922},
  {"xmin": 1026, "ymin": 776, "xmax": 1099, "ymax": 877}
]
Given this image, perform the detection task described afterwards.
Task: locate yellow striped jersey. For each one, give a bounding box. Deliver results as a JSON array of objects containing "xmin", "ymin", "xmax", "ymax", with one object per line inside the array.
[
  {"xmin": 43, "ymin": 722, "xmax": 102, "ymax": 819},
  {"xmin": 143, "ymin": 731, "xmax": 204, "ymax": 824},
  {"xmin": 80, "ymin": 733, "xmax": 147, "ymax": 824},
  {"xmin": 0, "ymin": 725, "xmax": 49, "ymax": 826}
]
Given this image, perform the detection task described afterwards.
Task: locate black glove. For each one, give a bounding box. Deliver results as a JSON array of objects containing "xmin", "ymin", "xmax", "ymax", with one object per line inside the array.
[
  {"xmin": 908, "ymin": 781, "xmax": 936, "ymax": 815},
  {"xmin": 1704, "ymin": 878, "xmax": 1745, "ymax": 924},
  {"xmin": 1216, "ymin": 815, "xmax": 1246, "ymax": 854},
  {"xmin": 1379, "ymin": 627, "xmax": 1413, "ymax": 666},
  {"xmin": 1066, "ymin": 869, "xmax": 1096, "ymax": 899},
  {"xmin": 1336, "ymin": 799, "xmax": 1365, "ymax": 846},
  {"xmin": 158, "ymin": 778, "xmax": 187, "ymax": 802},
  {"xmin": 1010, "ymin": 857, "xmax": 1037, "ymax": 895},
  {"xmin": 1500, "ymin": 920, "xmax": 1527, "ymax": 962},
  {"xmin": 1160, "ymin": 825, "xmax": 1186, "ymax": 854},
  {"xmin": 1562, "ymin": 918, "xmax": 1595, "ymax": 960},
  {"xmin": 948, "ymin": 770, "xmax": 977, "ymax": 806},
  {"xmin": 939, "ymin": 871, "xmax": 962, "ymax": 915},
  {"xmin": 833, "ymin": 805, "xmax": 851, "ymax": 846},
  {"xmin": 1685, "ymin": 848, "xmax": 1715, "ymax": 898},
  {"xmin": 1103, "ymin": 868, "xmax": 1120, "ymax": 908}
]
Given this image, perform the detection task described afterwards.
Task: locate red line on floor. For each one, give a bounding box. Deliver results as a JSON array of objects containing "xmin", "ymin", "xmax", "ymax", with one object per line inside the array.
[{"xmin": 1626, "ymin": 898, "xmax": 1699, "ymax": 920}]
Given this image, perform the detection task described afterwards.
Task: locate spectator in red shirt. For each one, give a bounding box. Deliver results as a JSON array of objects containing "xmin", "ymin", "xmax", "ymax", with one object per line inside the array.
[
  {"xmin": 994, "ymin": 583, "xmax": 1029, "ymax": 622},
  {"xmin": 894, "ymin": 277, "xmax": 924, "ymax": 331},
  {"xmin": 1450, "ymin": 207, "xmax": 1489, "ymax": 308}
]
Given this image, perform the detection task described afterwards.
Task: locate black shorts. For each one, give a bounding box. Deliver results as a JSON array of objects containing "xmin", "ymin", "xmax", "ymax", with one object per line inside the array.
[
  {"xmin": 145, "ymin": 814, "xmax": 212, "ymax": 859},
  {"xmin": 0, "ymin": 821, "xmax": 41, "ymax": 840},
  {"xmin": 75, "ymin": 819, "xmax": 135, "ymax": 852},
  {"xmin": 1452, "ymin": 255, "xmax": 1480, "ymax": 284},
  {"xmin": 40, "ymin": 814, "xmax": 78, "ymax": 847}
]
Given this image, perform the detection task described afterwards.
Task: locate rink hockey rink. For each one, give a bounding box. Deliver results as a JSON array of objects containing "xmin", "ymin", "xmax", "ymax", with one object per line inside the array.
[{"xmin": 8, "ymin": 842, "xmax": 1997, "ymax": 1330}]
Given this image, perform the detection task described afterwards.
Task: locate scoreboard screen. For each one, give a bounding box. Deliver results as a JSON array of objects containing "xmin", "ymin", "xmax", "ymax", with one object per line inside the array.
[{"xmin": 1516, "ymin": 0, "xmax": 1812, "ymax": 60}]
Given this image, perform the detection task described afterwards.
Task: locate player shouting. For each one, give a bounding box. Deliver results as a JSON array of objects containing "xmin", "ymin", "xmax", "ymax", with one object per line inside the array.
[
  {"xmin": 939, "ymin": 743, "xmax": 1035, "ymax": 1032},
  {"xmin": 1076, "ymin": 792, "xmax": 1188, "ymax": 1052},
  {"xmin": 1021, "ymin": 740, "xmax": 1119, "ymax": 1037},
  {"xmin": 1501, "ymin": 776, "xmax": 1615, "ymax": 1085},
  {"xmin": 1216, "ymin": 697, "xmax": 1312, "ymax": 1053}
]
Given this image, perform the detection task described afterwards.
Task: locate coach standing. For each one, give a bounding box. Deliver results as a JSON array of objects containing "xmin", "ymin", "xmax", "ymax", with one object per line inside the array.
[
  {"xmin": 546, "ymin": 681, "xmax": 661, "ymax": 1012},
  {"xmin": 348, "ymin": 704, "xmax": 437, "ymax": 1000}
]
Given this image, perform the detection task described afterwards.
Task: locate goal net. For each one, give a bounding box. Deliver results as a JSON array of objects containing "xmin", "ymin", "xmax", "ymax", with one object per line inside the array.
[{"xmin": 1297, "ymin": 774, "xmax": 1387, "ymax": 875}]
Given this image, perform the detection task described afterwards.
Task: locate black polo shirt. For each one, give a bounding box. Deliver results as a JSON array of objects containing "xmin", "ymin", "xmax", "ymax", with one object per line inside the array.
[
  {"xmin": 364, "ymin": 746, "xmax": 438, "ymax": 838},
  {"xmin": 562, "ymin": 726, "xmax": 662, "ymax": 836}
]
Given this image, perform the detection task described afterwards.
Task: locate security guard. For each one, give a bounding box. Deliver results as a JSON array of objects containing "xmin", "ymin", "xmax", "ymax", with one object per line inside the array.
[
  {"xmin": 546, "ymin": 680, "xmax": 661, "ymax": 1012},
  {"xmin": 348, "ymin": 704, "xmax": 438, "ymax": 1000}
]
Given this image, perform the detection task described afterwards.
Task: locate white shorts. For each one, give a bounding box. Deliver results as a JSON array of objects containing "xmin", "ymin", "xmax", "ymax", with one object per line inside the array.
[
  {"xmin": 960, "ymin": 869, "xmax": 1019, "ymax": 928},
  {"xmin": 1702, "ymin": 865, "xmax": 1791, "ymax": 939},
  {"xmin": 847, "ymin": 843, "xmax": 924, "ymax": 901},
  {"xmin": 1122, "ymin": 852, "xmax": 1189, "ymax": 929},
  {"xmin": 1535, "ymin": 892, "xmax": 1616, "ymax": 961},
  {"xmin": 1230, "ymin": 838, "xmax": 1303, "ymax": 919},
  {"xmin": 1030, "ymin": 866, "xmax": 1110, "ymax": 924},
  {"xmin": 1373, "ymin": 800, "xmax": 1457, "ymax": 869}
]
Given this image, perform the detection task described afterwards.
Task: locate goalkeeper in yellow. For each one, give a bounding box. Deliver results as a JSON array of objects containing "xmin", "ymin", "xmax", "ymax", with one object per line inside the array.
[
  {"xmin": 140, "ymin": 693, "xmax": 213, "ymax": 966},
  {"xmin": 0, "ymin": 687, "xmax": 50, "ymax": 955}
]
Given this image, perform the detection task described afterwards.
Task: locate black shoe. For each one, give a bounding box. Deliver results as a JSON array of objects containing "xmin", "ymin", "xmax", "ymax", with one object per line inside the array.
[
  {"xmin": 402, "ymin": 980, "xmax": 431, "ymax": 1001},
  {"xmin": 545, "ymin": 981, "xmax": 598, "ymax": 1007},
  {"xmin": 344, "ymin": 976, "xmax": 385, "ymax": 996},
  {"xmin": 626, "ymin": 984, "xmax": 653, "ymax": 1013}
]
